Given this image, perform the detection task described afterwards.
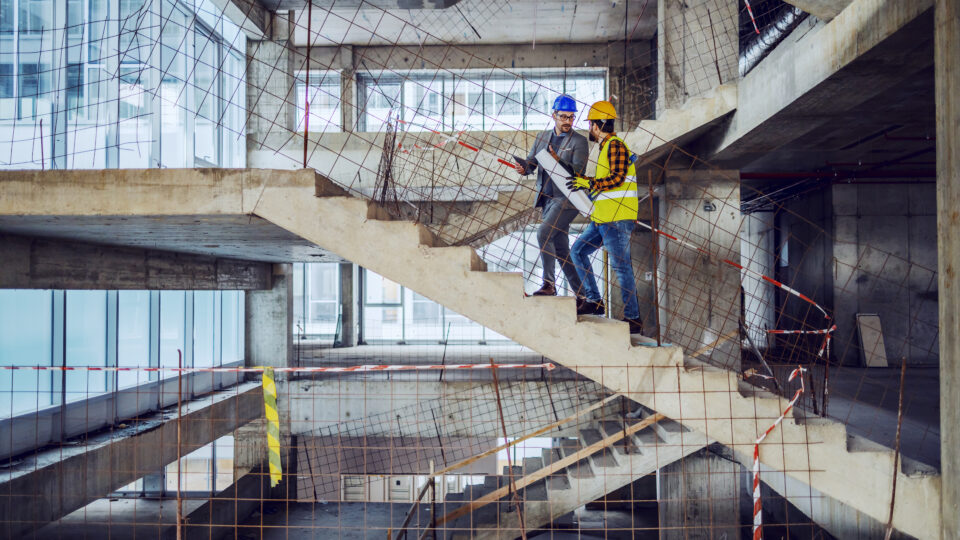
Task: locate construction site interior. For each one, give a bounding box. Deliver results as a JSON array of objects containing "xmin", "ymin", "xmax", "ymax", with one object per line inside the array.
[{"xmin": 0, "ymin": 0, "xmax": 956, "ymax": 538}]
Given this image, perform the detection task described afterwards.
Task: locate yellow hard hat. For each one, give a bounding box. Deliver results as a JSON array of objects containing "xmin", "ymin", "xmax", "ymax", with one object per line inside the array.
[{"xmin": 587, "ymin": 100, "xmax": 617, "ymax": 120}]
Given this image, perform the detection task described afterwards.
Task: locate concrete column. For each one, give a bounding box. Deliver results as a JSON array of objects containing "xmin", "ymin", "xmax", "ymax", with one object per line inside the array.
[
  {"xmin": 245, "ymin": 264, "xmax": 293, "ymax": 370},
  {"xmin": 937, "ymin": 0, "xmax": 960, "ymax": 536},
  {"xmin": 658, "ymin": 169, "xmax": 741, "ymax": 370},
  {"xmin": 336, "ymin": 262, "xmax": 359, "ymax": 347},
  {"xmin": 656, "ymin": 0, "xmax": 737, "ymax": 115},
  {"xmin": 657, "ymin": 449, "xmax": 743, "ymax": 539}
]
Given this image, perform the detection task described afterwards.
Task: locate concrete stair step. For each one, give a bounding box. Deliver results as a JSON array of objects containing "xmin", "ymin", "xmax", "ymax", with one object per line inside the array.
[
  {"xmin": 558, "ymin": 438, "xmax": 595, "ymax": 478},
  {"xmin": 599, "ymin": 420, "xmax": 643, "ymax": 455},
  {"xmin": 579, "ymin": 428, "xmax": 619, "ymax": 467},
  {"xmin": 521, "ymin": 457, "xmax": 548, "ymax": 501},
  {"xmin": 541, "ymin": 448, "xmax": 572, "ymax": 491}
]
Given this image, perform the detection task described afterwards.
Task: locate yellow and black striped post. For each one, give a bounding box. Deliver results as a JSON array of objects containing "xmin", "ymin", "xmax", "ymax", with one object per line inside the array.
[{"xmin": 262, "ymin": 366, "xmax": 282, "ymax": 487}]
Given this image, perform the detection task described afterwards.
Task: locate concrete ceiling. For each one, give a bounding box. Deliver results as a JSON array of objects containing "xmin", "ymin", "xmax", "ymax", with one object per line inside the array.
[
  {"xmin": 264, "ymin": 0, "xmax": 462, "ymax": 10},
  {"xmin": 291, "ymin": 0, "xmax": 657, "ymax": 47},
  {"xmin": 707, "ymin": 9, "xmax": 935, "ymax": 182},
  {"xmin": 0, "ymin": 215, "xmax": 344, "ymax": 263}
]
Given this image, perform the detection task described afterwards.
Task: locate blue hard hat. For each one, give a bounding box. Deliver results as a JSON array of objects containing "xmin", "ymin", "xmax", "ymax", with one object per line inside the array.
[{"xmin": 552, "ymin": 95, "xmax": 577, "ymax": 113}]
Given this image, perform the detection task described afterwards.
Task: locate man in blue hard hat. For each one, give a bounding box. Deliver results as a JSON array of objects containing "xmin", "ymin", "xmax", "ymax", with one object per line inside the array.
[{"xmin": 516, "ymin": 94, "xmax": 589, "ymax": 298}]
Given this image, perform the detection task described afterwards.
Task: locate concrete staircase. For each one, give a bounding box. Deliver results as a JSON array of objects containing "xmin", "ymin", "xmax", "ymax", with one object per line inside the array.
[
  {"xmin": 250, "ymin": 171, "xmax": 938, "ymax": 539},
  {"xmin": 439, "ymin": 412, "xmax": 709, "ymax": 539},
  {"xmin": 0, "ymin": 167, "xmax": 938, "ymax": 538}
]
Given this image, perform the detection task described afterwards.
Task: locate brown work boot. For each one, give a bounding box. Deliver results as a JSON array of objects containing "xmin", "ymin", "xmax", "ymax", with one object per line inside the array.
[
  {"xmin": 531, "ymin": 282, "xmax": 556, "ymax": 296},
  {"xmin": 577, "ymin": 299, "xmax": 605, "ymax": 316}
]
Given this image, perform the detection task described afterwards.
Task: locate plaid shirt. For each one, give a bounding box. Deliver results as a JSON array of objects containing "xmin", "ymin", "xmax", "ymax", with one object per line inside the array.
[{"xmin": 581, "ymin": 134, "xmax": 630, "ymax": 194}]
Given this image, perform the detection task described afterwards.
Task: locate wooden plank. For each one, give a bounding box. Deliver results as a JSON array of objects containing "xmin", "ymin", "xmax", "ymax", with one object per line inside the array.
[
  {"xmin": 435, "ymin": 412, "xmax": 666, "ymax": 526},
  {"xmin": 857, "ymin": 313, "xmax": 889, "ymax": 367},
  {"xmin": 430, "ymin": 393, "xmax": 622, "ymax": 478}
]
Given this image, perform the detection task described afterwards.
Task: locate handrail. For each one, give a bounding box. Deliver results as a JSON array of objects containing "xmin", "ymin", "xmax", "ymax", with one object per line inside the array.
[{"xmin": 393, "ymin": 476, "xmax": 436, "ymax": 540}]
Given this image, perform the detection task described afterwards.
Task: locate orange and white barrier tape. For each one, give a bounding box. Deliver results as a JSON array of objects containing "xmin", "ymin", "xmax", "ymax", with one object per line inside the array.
[
  {"xmin": 752, "ymin": 366, "xmax": 806, "ymax": 540},
  {"xmin": 0, "ymin": 362, "xmax": 555, "ymax": 373}
]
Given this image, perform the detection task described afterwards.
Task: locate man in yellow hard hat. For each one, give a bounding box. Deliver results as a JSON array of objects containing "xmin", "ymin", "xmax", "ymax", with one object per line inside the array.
[{"xmin": 565, "ymin": 100, "xmax": 642, "ymax": 334}]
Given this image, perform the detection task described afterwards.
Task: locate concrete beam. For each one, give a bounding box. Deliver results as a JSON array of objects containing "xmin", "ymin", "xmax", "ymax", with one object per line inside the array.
[
  {"xmin": 709, "ymin": 0, "xmax": 934, "ymax": 168},
  {"xmin": 0, "ymin": 382, "xmax": 263, "ymax": 537},
  {"xmin": 936, "ymin": 0, "xmax": 960, "ymax": 536},
  {"xmin": 783, "ymin": 0, "xmax": 852, "ymax": 21},
  {"xmin": 208, "ymin": 0, "xmax": 269, "ymax": 39},
  {"xmin": 0, "ymin": 233, "xmax": 272, "ymax": 290}
]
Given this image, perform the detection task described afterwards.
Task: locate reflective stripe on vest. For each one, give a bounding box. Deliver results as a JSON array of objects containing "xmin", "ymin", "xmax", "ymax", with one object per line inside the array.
[{"xmin": 591, "ymin": 136, "xmax": 639, "ymax": 223}]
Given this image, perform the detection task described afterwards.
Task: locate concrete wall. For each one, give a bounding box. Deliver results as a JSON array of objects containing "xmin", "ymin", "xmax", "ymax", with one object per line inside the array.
[
  {"xmin": 657, "ymin": 448, "xmax": 744, "ymax": 540},
  {"xmin": 656, "ymin": 0, "xmax": 738, "ymax": 115},
  {"xmin": 780, "ymin": 182, "xmax": 939, "ymax": 365},
  {"xmin": 658, "ymin": 169, "xmax": 742, "ymax": 369}
]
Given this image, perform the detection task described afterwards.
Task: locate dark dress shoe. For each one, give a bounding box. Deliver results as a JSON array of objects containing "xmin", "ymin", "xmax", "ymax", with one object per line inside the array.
[{"xmin": 531, "ymin": 283, "xmax": 557, "ymax": 296}]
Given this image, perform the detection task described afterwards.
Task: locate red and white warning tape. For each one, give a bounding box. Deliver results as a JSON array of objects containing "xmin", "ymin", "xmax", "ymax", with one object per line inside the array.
[
  {"xmin": 0, "ymin": 362, "xmax": 555, "ymax": 373},
  {"xmin": 752, "ymin": 366, "xmax": 806, "ymax": 540}
]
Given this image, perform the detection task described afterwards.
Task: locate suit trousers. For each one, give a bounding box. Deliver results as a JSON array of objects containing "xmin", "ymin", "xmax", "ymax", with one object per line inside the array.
[{"xmin": 537, "ymin": 199, "xmax": 583, "ymax": 295}]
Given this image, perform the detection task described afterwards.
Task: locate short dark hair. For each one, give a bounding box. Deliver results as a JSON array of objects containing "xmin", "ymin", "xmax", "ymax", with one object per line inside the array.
[{"xmin": 590, "ymin": 119, "xmax": 615, "ymax": 133}]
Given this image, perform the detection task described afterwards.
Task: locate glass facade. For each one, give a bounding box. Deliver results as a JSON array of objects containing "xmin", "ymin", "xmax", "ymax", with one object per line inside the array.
[
  {"xmin": 0, "ymin": 289, "xmax": 245, "ymax": 418},
  {"xmin": 296, "ymin": 70, "xmax": 341, "ymax": 133},
  {"xmin": 362, "ymin": 269, "xmax": 508, "ymax": 343},
  {"xmin": 357, "ymin": 69, "xmax": 606, "ymax": 132},
  {"xmin": 293, "ymin": 263, "xmax": 341, "ymax": 338},
  {"xmin": 0, "ymin": 0, "xmax": 246, "ymax": 169}
]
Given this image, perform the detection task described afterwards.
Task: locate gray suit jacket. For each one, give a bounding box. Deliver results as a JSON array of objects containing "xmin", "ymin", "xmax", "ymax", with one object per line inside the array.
[{"xmin": 523, "ymin": 128, "xmax": 589, "ymax": 209}]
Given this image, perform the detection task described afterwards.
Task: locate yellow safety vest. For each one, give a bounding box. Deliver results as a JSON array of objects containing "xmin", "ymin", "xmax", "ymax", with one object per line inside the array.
[{"xmin": 591, "ymin": 135, "xmax": 638, "ymax": 223}]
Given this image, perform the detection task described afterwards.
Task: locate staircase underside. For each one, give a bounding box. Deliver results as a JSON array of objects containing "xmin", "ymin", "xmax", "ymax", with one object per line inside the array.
[{"xmin": 0, "ymin": 168, "xmax": 940, "ymax": 539}]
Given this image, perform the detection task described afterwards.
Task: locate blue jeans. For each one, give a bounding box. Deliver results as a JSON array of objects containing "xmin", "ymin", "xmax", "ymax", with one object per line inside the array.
[{"xmin": 571, "ymin": 220, "xmax": 640, "ymax": 320}]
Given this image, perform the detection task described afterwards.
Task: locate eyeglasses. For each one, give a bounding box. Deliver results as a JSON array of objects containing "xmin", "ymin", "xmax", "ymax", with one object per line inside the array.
[{"xmin": 555, "ymin": 113, "xmax": 575, "ymax": 121}]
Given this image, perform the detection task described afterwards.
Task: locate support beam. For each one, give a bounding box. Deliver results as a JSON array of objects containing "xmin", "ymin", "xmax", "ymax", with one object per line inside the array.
[
  {"xmin": 709, "ymin": 0, "xmax": 934, "ymax": 168},
  {"xmin": 936, "ymin": 0, "xmax": 960, "ymax": 537},
  {"xmin": 783, "ymin": 0, "xmax": 851, "ymax": 21},
  {"xmin": 0, "ymin": 234, "xmax": 272, "ymax": 290},
  {"xmin": 0, "ymin": 382, "xmax": 263, "ymax": 538}
]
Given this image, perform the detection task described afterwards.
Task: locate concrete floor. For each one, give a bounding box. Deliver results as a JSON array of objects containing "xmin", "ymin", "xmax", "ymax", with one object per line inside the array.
[
  {"xmin": 36, "ymin": 498, "xmax": 205, "ymax": 540},
  {"xmin": 823, "ymin": 366, "xmax": 940, "ymax": 468},
  {"xmin": 235, "ymin": 501, "xmax": 659, "ymax": 539}
]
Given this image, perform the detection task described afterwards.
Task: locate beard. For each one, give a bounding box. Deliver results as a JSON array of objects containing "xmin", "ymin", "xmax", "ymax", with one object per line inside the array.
[{"xmin": 589, "ymin": 132, "xmax": 598, "ymax": 142}]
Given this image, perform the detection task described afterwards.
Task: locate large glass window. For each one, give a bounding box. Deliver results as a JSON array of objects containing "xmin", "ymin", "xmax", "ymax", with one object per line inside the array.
[
  {"xmin": 361, "ymin": 269, "xmax": 507, "ymax": 344},
  {"xmin": 0, "ymin": 0, "xmax": 246, "ymax": 169},
  {"xmin": 118, "ymin": 290, "xmax": 151, "ymax": 389},
  {"xmin": 160, "ymin": 290, "xmax": 186, "ymax": 378},
  {"xmin": 221, "ymin": 291, "xmax": 243, "ymax": 365},
  {"xmin": 163, "ymin": 434, "xmax": 234, "ymax": 495},
  {"xmin": 296, "ymin": 70, "xmax": 341, "ymax": 133},
  {"xmin": 0, "ymin": 290, "xmax": 53, "ymax": 416},
  {"xmin": 65, "ymin": 290, "xmax": 108, "ymax": 402},
  {"xmin": 194, "ymin": 26, "xmax": 220, "ymax": 166},
  {"xmin": 194, "ymin": 291, "xmax": 215, "ymax": 368},
  {"xmin": 358, "ymin": 69, "xmax": 606, "ymax": 132},
  {"xmin": 363, "ymin": 272, "xmax": 403, "ymax": 341}
]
